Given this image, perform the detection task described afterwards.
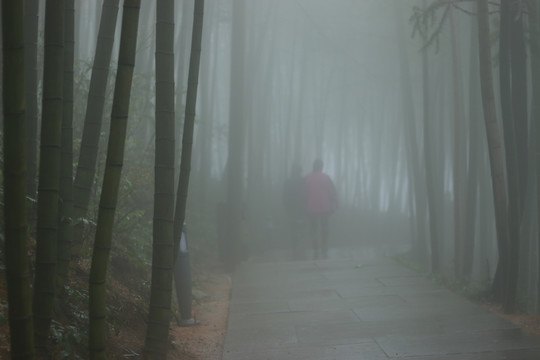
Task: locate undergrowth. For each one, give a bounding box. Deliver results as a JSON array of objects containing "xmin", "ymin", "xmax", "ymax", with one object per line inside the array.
[{"xmin": 393, "ymin": 251, "xmax": 493, "ymax": 304}]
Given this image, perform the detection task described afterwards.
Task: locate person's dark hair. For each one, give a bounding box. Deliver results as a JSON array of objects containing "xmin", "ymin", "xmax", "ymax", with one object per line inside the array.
[{"xmin": 313, "ymin": 158, "xmax": 323, "ymax": 171}]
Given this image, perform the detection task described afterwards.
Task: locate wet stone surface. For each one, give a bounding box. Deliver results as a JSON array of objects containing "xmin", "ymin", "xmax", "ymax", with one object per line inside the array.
[{"xmin": 222, "ymin": 249, "xmax": 540, "ymax": 359}]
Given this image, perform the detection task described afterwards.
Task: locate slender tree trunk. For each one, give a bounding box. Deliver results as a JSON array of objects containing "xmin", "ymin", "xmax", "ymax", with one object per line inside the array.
[
  {"xmin": 33, "ymin": 0, "xmax": 65, "ymax": 353},
  {"xmin": 396, "ymin": 0, "xmax": 427, "ymax": 267},
  {"xmin": 24, "ymin": 0, "xmax": 40, "ymax": 202},
  {"xmin": 508, "ymin": 0, "xmax": 528, "ymax": 312},
  {"xmin": 450, "ymin": 9, "xmax": 467, "ymax": 281},
  {"xmin": 477, "ymin": 0, "xmax": 510, "ymax": 308},
  {"xmin": 173, "ymin": 0, "xmax": 204, "ymax": 252},
  {"xmin": 225, "ymin": 0, "xmax": 247, "ymax": 270},
  {"xmin": 293, "ymin": 44, "xmax": 307, "ymax": 165},
  {"xmin": 496, "ymin": 0, "xmax": 521, "ymax": 312},
  {"xmin": 88, "ymin": 1, "xmax": 141, "ymax": 358},
  {"xmin": 529, "ymin": 0, "xmax": 540, "ymax": 314},
  {"xmin": 169, "ymin": 0, "xmax": 204, "ymax": 335},
  {"xmin": 57, "ymin": 0, "xmax": 75, "ymax": 290},
  {"xmin": 510, "ymin": 0, "xmax": 528, "ymax": 207},
  {"xmin": 509, "ymin": 0, "xmax": 528, "ymax": 309},
  {"xmin": 194, "ymin": 0, "xmax": 217, "ymax": 209},
  {"xmin": 0, "ymin": 3, "xmax": 2, "ymax": 126},
  {"xmin": 463, "ymin": 13, "xmax": 481, "ymax": 280},
  {"xmin": 74, "ymin": 0, "xmax": 80, "ymax": 62},
  {"xmin": 72, "ymin": 0, "xmax": 120, "ymax": 255},
  {"xmin": 143, "ymin": 0, "xmax": 176, "ymax": 357},
  {"xmin": 3, "ymin": 1, "xmax": 36, "ymax": 358},
  {"xmin": 495, "ymin": 0, "xmax": 513, "ymax": 299},
  {"xmin": 174, "ymin": 0, "xmax": 194, "ymax": 164},
  {"xmin": 421, "ymin": 20, "xmax": 440, "ymax": 272}
]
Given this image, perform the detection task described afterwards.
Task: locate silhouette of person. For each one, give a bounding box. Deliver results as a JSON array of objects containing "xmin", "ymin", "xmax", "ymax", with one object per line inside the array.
[
  {"xmin": 283, "ymin": 163, "xmax": 305, "ymax": 259},
  {"xmin": 303, "ymin": 158, "xmax": 338, "ymax": 259}
]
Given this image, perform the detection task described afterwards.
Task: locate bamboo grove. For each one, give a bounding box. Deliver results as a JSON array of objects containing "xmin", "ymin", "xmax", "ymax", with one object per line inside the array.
[
  {"xmin": 2, "ymin": 0, "xmax": 204, "ymax": 358},
  {"xmin": 3, "ymin": 0, "xmax": 540, "ymax": 358}
]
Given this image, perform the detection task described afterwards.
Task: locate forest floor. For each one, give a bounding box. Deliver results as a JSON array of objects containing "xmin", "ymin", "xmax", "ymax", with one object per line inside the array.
[
  {"xmin": 2, "ymin": 257, "xmax": 540, "ymax": 358},
  {"xmin": 0, "ymin": 255, "xmax": 232, "ymax": 359},
  {"xmin": 106, "ymin": 258, "xmax": 232, "ymax": 360},
  {"xmin": 485, "ymin": 303, "xmax": 540, "ymax": 339}
]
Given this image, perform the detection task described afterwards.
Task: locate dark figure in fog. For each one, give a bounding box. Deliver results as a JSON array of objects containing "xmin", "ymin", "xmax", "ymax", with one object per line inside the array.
[
  {"xmin": 283, "ymin": 163, "xmax": 305, "ymax": 259},
  {"xmin": 303, "ymin": 158, "xmax": 338, "ymax": 259}
]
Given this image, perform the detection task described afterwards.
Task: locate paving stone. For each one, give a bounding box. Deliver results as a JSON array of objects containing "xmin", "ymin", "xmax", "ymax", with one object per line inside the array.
[
  {"xmin": 322, "ymin": 264, "xmax": 416, "ymax": 280},
  {"xmin": 336, "ymin": 282, "xmax": 443, "ymax": 297},
  {"xmin": 228, "ymin": 309, "xmax": 360, "ymax": 330},
  {"xmin": 232, "ymin": 288, "xmax": 341, "ymax": 304},
  {"xmin": 223, "ymin": 256, "xmax": 540, "ymax": 359},
  {"xmin": 376, "ymin": 274, "xmax": 435, "ymax": 287},
  {"xmin": 288, "ymin": 294, "xmax": 404, "ymax": 312},
  {"xmin": 295, "ymin": 321, "xmax": 376, "ymax": 345},
  {"xmin": 353, "ymin": 300, "xmax": 478, "ymax": 322},
  {"xmin": 376, "ymin": 328, "xmax": 540, "ymax": 357},
  {"xmin": 224, "ymin": 324, "xmax": 297, "ymax": 352},
  {"xmin": 401, "ymin": 348, "xmax": 540, "ymax": 360},
  {"xmin": 229, "ymin": 300, "xmax": 291, "ymax": 315},
  {"xmin": 222, "ymin": 341, "xmax": 389, "ymax": 360}
]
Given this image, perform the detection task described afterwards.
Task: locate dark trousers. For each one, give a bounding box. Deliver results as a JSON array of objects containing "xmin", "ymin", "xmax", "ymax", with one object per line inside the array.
[{"xmin": 308, "ymin": 212, "xmax": 329, "ymax": 257}]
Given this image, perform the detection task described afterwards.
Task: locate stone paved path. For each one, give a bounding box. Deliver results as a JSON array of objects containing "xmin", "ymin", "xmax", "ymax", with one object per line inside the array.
[{"xmin": 222, "ymin": 256, "xmax": 540, "ymax": 359}]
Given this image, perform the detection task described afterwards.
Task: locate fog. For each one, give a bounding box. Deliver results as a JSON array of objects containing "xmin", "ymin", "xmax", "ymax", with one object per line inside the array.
[{"xmin": 17, "ymin": 0, "xmax": 539, "ymax": 314}]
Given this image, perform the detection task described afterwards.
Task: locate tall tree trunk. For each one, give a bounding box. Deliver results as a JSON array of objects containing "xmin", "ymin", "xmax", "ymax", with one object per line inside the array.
[
  {"xmin": 169, "ymin": 0, "xmax": 204, "ymax": 338},
  {"xmin": 477, "ymin": 0, "xmax": 511, "ymax": 309},
  {"xmin": 88, "ymin": 1, "xmax": 141, "ymax": 358},
  {"xmin": 225, "ymin": 0, "xmax": 247, "ymax": 270},
  {"xmin": 173, "ymin": 0, "xmax": 204, "ymax": 252},
  {"xmin": 74, "ymin": 0, "xmax": 80, "ymax": 62},
  {"xmin": 509, "ymin": 0, "xmax": 528, "ymax": 309},
  {"xmin": 143, "ymin": 0, "xmax": 176, "ymax": 358},
  {"xmin": 194, "ymin": 0, "xmax": 217, "ymax": 210},
  {"xmin": 24, "ymin": 0, "xmax": 40, "ymax": 202},
  {"xmin": 510, "ymin": 0, "xmax": 529, "ymax": 208},
  {"xmin": 396, "ymin": 0, "xmax": 428, "ymax": 267},
  {"xmin": 421, "ymin": 6, "xmax": 440, "ymax": 273},
  {"xmin": 0, "ymin": 3, "xmax": 2, "ymax": 126},
  {"xmin": 33, "ymin": 0, "xmax": 65, "ymax": 353},
  {"xmin": 72, "ymin": 0, "xmax": 120, "ymax": 255},
  {"xmin": 450, "ymin": 8, "xmax": 467, "ymax": 281},
  {"xmin": 174, "ymin": 0, "xmax": 194, "ymax": 164},
  {"xmin": 529, "ymin": 0, "xmax": 540, "ymax": 314},
  {"xmin": 463, "ymin": 12, "xmax": 481, "ymax": 281},
  {"xmin": 496, "ymin": 0, "xmax": 521, "ymax": 312},
  {"xmin": 57, "ymin": 0, "xmax": 75, "ymax": 290},
  {"xmin": 3, "ymin": 1, "xmax": 36, "ymax": 358}
]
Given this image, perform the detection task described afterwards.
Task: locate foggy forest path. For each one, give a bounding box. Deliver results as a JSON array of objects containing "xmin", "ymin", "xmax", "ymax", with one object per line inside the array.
[{"xmin": 222, "ymin": 249, "xmax": 540, "ymax": 359}]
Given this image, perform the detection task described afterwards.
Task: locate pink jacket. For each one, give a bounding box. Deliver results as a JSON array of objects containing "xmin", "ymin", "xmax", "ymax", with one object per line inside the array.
[{"xmin": 303, "ymin": 171, "xmax": 338, "ymax": 214}]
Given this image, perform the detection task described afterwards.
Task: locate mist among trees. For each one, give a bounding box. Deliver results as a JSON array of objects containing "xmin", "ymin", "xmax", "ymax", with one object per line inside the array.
[{"xmin": 2, "ymin": 0, "xmax": 540, "ymax": 358}]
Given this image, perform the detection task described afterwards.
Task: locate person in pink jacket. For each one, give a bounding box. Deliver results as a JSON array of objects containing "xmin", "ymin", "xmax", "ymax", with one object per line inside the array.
[{"xmin": 303, "ymin": 158, "xmax": 338, "ymax": 259}]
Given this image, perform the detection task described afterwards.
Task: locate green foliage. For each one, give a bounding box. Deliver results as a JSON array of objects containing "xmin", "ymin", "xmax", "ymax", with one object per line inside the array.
[
  {"xmin": 48, "ymin": 285, "xmax": 90, "ymax": 359},
  {"xmin": 50, "ymin": 320, "xmax": 85, "ymax": 360},
  {"xmin": 0, "ymin": 300, "xmax": 7, "ymax": 324},
  {"xmin": 110, "ymin": 132, "xmax": 154, "ymax": 282},
  {"xmin": 0, "ymin": 145, "xmax": 3, "ymax": 247},
  {"xmin": 72, "ymin": 59, "xmax": 115, "ymax": 142},
  {"xmin": 0, "ymin": 175, "xmax": 3, "ymax": 249},
  {"xmin": 394, "ymin": 252, "xmax": 493, "ymax": 303},
  {"xmin": 427, "ymin": 271, "xmax": 492, "ymax": 303},
  {"xmin": 72, "ymin": 63, "xmax": 156, "ymax": 265}
]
